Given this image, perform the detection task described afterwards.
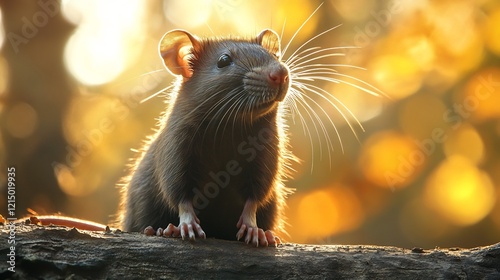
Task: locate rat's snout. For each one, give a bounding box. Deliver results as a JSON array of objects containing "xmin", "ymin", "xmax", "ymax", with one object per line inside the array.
[
  {"xmin": 268, "ymin": 66, "xmax": 289, "ymax": 86},
  {"xmin": 268, "ymin": 64, "xmax": 289, "ymax": 101}
]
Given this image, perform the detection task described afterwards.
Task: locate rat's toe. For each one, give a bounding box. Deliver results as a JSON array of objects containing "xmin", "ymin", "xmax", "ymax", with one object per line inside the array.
[
  {"xmin": 265, "ymin": 230, "xmax": 280, "ymax": 246},
  {"xmin": 163, "ymin": 223, "xmax": 180, "ymax": 237},
  {"xmin": 258, "ymin": 228, "xmax": 268, "ymax": 247}
]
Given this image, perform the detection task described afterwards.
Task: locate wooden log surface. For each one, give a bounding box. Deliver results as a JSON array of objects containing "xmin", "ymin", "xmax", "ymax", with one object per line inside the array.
[{"xmin": 1, "ymin": 225, "xmax": 499, "ymax": 279}]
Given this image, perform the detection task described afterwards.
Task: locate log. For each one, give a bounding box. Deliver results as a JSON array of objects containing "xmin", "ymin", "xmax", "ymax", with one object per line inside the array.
[{"xmin": 1, "ymin": 225, "xmax": 499, "ymax": 279}]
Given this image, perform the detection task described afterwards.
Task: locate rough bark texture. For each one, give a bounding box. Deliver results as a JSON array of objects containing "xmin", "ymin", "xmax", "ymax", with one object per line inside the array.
[{"xmin": 1, "ymin": 225, "xmax": 499, "ymax": 279}]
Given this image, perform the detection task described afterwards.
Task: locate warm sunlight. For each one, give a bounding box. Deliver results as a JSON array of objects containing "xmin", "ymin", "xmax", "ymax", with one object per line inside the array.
[
  {"xmin": 359, "ymin": 131, "xmax": 424, "ymax": 189},
  {"xmin": 1, "ymin": 0, "xmax": 499, "ymax": 249},
  {"xmin": 62, "ymin": 0, "xmax": 146, "ymax": 86},
  {"xmin": 287, "ymin": 186, "xmax": 364, "ymax": 243},
  {"xmin": 443, "ymin": 125, "xmax": 484, "ymax": 165},
  {"xmin": 424, "ymin": 156, "xmax": 496, "ymax": 226},
  {"xmin": 464, "ymin": 67, "xmax": 500, "ymax": 121}
]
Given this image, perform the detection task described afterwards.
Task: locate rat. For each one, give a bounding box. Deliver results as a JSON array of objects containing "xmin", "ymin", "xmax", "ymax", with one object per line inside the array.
[
  {"xmin": 15, "ymin": 25, "xmax": 381, "ymax": 245},
  {"xmin": 118, "ymin": 29, "xmax": 293, "ymax": 247}
]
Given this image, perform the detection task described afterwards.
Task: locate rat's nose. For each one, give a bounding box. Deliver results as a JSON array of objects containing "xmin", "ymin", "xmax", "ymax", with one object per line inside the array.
[
  {"xmin": 268, "ymin": 64, "xmax": 289, "ymax": 102},
  {"xmin": 268, "ymin": 66, "xmax": 289, "ymax": 86}
]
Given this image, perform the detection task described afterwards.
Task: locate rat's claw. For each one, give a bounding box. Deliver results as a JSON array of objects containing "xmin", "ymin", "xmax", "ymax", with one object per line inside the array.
[
  {"xmin": 244, "ymin": 226, "xmax": 255, "ymax": 245},
  {"xmin": 258, "ymin": 229, "xmax": 268, "ymax": 247},
  {"xmin": 236, "ymin": 224, "xmax": 247, "ymax": 241},
  {"xmin": 236, "ymin": 200, "xmax": 278, "ymax": 247},
  {"xmin": 195, "ymin": 223, "xmax": 206, "ymax": 239},
  {"xmin": 237, "ymin": 223, "xmax": 271, "ymax": 247},
  {"xmin": 175, "ymin": 201, "xmax": 205, "ymax": 240},
  {"xmin": 180, "ymin": 222, "xmax": 194, "ymax": 240},
  {"xmin": 252, "ymin": 227, "xmax": 259, "ymax": 246},
  {"xmin": 178, "ymin": 221, "xmax": 206, "ymax": 240}
]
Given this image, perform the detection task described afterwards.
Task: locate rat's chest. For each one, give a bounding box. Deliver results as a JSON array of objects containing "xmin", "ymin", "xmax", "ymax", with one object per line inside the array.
[{"xmin": 188, "ymin": 127, "xmax": 278, "ymax": 185}]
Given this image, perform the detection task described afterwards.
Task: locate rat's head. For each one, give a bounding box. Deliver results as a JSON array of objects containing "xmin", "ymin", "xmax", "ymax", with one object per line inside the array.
[{"xmin": 159, "ymin": 29, "xmax": 289, "ymax": 120}]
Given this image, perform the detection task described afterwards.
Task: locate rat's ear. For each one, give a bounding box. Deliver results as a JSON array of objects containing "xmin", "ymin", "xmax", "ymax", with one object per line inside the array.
[
  {"xmin": 159, "ymin": 30, "xmax": 200, "ymax": 78},
  {"xmin": 257, "ymin": 29, "xmax": 281, "ymax": 59}
]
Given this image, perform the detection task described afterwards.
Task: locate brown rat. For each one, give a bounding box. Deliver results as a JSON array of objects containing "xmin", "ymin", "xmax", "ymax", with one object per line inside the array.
[{"xmin": 118, "ymin": 29, "xmax": 293, "ymax": 246}]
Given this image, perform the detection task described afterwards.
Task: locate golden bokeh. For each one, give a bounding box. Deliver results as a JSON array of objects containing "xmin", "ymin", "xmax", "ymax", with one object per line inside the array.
[
  {"xmin": 325, "ymin": 75, "xmax": 385, "ymax": 124},
  {"xmin": 443, "ymin": 125, "xmax": 484, "ymax": 165},
  {"xmin": 57, "ymin": 94, "xmax": 151, "ymax": 197},
  {"xmin": 424, "ymin": 1, "xmax": 484, "ymax": 80},
  {"xmin": 5, "ymin": 102, "xmax": 38, "ymax": 139},
  {"xmin": 0, "ymin": 9, "xmax": 4, "ymax": 47},
  {"xmin": 1, "ymin": 0, "xmax": 500, "ymax": 248},
  {"xmin": 287, "ymin": 186, "xmax": 364, "ymax": 243},
  {"xmin": 53, "ymin": 163, "xmax": 81, "ymax": 197},
  {"xmin": 330, "ymin": 0, "xmax": 376, "ymax": 22},
  {"xmin": 483, "ymin": 5, "xmax": 500, "ymax": 56},
  {"xmin": 463, "ymin": 67, "xmax": 500, "ymax": 122},
  {"xmin": 163, "ymin": 0, "xmax": 212, "ymax": 29},
  {"xmin": 424, "ymin": 156, "xmax": 496, "ymax": 226},
  {"xmin": 399, "ymin": 93, "xmax": 448, "ymax": 139},
  {"xmin": 0, "ymin": 56, "xmax": 8, "ymax": 96},
  {"xmin": 359, "ymin": 131, "xmax": 423, "ymax": 189},
  {"xmin": 270, "ymin": 0, "xmax": 318, "ymax": 44},
  {"xmin": 62, "ymin": 0, "xmax": 147, "ymax": 86},
  {"xmin": 370, "ymin": 54, "xmax": 423, "ymax": 99}
]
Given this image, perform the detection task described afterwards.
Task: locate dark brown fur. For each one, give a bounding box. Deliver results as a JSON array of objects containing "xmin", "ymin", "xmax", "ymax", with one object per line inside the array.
[{"xmin": 119, "ymin": 30, "xmax": 293, "ymax": 240}]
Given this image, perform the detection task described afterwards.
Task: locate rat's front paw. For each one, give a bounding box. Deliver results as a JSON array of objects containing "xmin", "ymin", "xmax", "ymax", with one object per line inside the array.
[
  {"xmin": 143, "ymin": 221, "xmax": 206, "ymax": 240},
  {"xmin": 236, "ymin": 219, "xmax": 279, "ymax": 247},
  {"xmin": 162, "ymin": 221, "xmax": 206, "ymax": 240}
]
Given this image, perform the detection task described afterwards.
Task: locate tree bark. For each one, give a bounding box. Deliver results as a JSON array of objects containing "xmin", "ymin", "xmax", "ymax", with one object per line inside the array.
[{"xmin": 1, "ymin": 225, "xmax": 499, "ymax": 279}]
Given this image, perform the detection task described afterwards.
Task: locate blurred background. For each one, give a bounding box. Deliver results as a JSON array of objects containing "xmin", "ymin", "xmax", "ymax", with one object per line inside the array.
[{"xmin": 0, "ymin": 0, "xmax": 499, "ymax": 249}]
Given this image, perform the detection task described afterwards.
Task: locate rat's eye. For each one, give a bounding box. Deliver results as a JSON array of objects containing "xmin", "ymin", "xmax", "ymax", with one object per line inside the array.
[{"xmin": 217, "ymin": 54, "xmax": 233, "ymax": 68}]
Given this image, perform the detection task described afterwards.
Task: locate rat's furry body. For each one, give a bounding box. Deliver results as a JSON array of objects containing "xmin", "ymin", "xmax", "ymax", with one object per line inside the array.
[{"xmin": 119, "ymin": 30, "xmax": 292, "ymax": 245}]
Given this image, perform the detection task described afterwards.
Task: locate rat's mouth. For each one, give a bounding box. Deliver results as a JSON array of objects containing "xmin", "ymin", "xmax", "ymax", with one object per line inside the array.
[
  {"xmin": 241, "ymin": 77, "xmax": 289, "ymax": 119},
  {"xmin": 251, "ymin": 102, "xmax": 278, "ymax": 119},
  {"xmin": 275, "ymin": 84, "xmax": 288, "ymax": 102},
  {"xmin": 262, "ymin": 85, "xmax": 289, "ymax": 104},
  {"xmin": 250, "ymin": 93, "xmax": 283, "ymax": 117}
]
